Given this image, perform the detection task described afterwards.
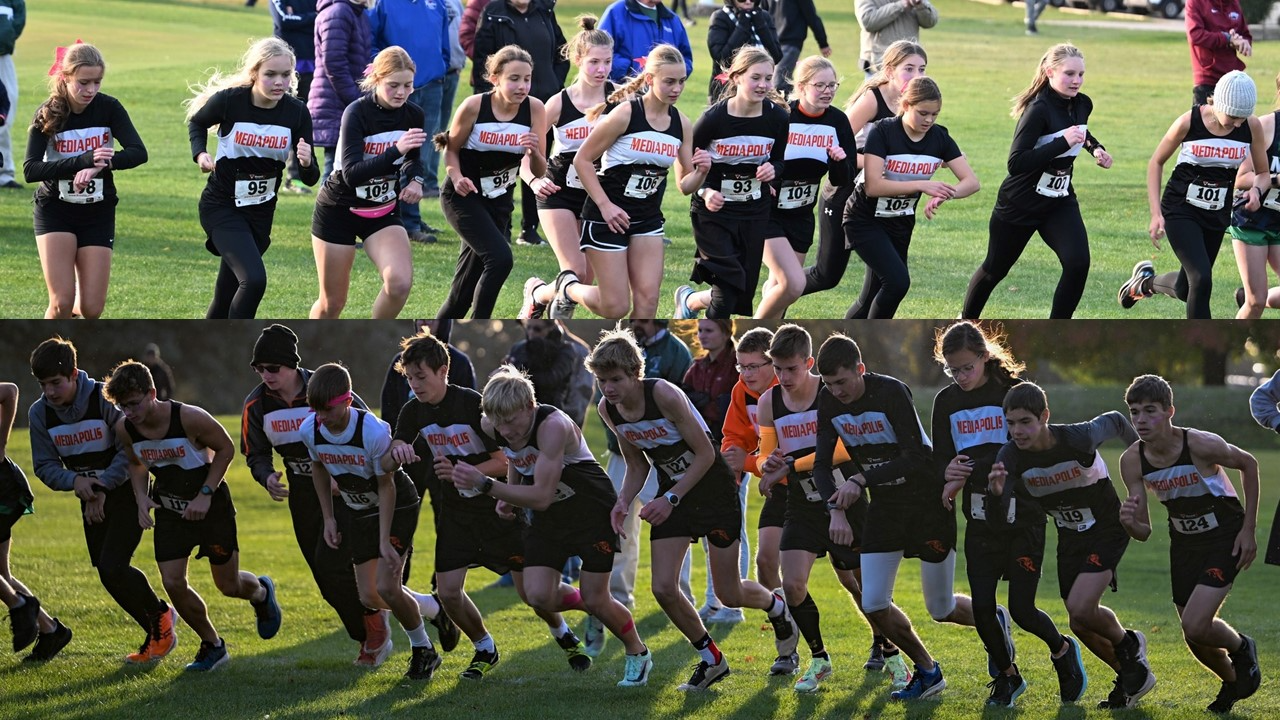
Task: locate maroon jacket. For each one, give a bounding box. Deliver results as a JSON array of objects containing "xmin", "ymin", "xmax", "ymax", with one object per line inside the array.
[
  {"xmin": 1185, "ymin": 0, "xmax": 1250, "ymax": 87},
  {"xmin": 682, "ymin": 349, "xmax": 740, "ymax": 442}
]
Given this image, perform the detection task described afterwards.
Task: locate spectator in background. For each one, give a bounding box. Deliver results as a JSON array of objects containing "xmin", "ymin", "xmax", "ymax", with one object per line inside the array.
[
  {"xmin": 1248, "ymin": 368, "xmax": 1280, "ymax": 565},
  {"xmin": 308, "ymin": 0, "xmax": 372, "ymax": 182},
  {"xmin": 142, "ymin": 344, "xmax": 175, "ymax": 402},
  {"xmin": 854, "ymin": 0, "xmax": 936, "ymax": 76},
  {"xmin": 380, "ymin": 320, "xmax": 476, "ymax": 435},
  {"xmin": 707, "ymin": 0, "xmax": 782, "ymax": 101},
  {"xmin": 600, "ymin": 0, "xmax": 694, "ymax": 83},
  {"xmin": 368, "ymin": 0, "xmax": 450, "ymax": 245},
  {"xmin": 681, "ymin": 320, "xmax": 749, "ymax": 624},
  {"xmin": 0, "ymin": 74, "xmax": 9, "ymax": 170},
  {"xmin": 472, "ymin": 0, "xmax": 569, "ymax": 247},
  {"xmin": 503, "ymin": 320, "xmax": 592, "ymax": 427},
  {"xmin": 459, "ymin": 0, "xmax": 486, "ymax": 58},
  {"xmin": 1185, "ymin": 0, "xmax": 1251, "ymax": 105},
  {"xmin": 771, "ymin": 0, "xmax": 829, "ymax": 92},
  {"xmin": 1025, "ymin": 0, "xmax": 1047, "ymax": 34},
  {"xmin": 271, "ymin": 0, "xmax": 318, "ymax": 194},
  {"xmin": 0, "ymin": 0, "xmax": 24, "ymax": 189},
  {"xmin": 438, "ymin": 0, "xmax": 467, "ymax": 197}
]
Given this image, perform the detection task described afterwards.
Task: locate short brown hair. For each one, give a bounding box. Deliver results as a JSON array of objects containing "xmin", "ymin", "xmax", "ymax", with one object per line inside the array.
[
  {"xmin": 736, "ymin": 327, "xmax": 774, "ymax": 356},
  {"xmin": 31, "ymin": 337, "xmax": 77, "ymax": 379},
  {"xmin": 307, "ymin": 363, "xmax": 352, "ymax": 410},
  {"xmin": 585, "ymin": 328, "xmax": 644, "ymax": 380},
  {"xmin": 397, "ymin": 332, "xmax": 450, "ymax": 374},
  {"xmin": 769, "ymin": 324, "xmax": 812, "ymax": 362},
  {"xmin": 1125, "ymin": 374, "xmax": 1173, "ymax": 409},
  {"xmin": 1003, "ymin": 382, "xmax": 1048, "ymax": 417},
  {"xmin": 816, "ymin": 334, "xmax": 861, "ymax": 376},
  {"xmin": 103, "ymin": 361, "xmax": 153, "ymax": 403}
]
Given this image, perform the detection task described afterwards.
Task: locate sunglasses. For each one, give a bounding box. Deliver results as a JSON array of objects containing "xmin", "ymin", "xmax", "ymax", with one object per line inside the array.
[{"xmin": 253, "ymin": 363, "xmax": 283, "ymax": 374}]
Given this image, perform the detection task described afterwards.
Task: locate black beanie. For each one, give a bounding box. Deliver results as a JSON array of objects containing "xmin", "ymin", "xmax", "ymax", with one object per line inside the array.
[{"xmin": 252, "ymin": 324, "xmax": 301, "ymax": 368}]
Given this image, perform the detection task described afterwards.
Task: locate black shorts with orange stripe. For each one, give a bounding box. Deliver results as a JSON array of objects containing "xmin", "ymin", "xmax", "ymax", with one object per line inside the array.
[
  {"xmin": 964, "ymin": 518, "xmax": 1047, "ymax": 583},
  {"xmin": 1054, "ymin": 521, "xmax": 1129, "ymax": 599},
  {"xmin": 1169, "ymin": 516, "xmax": 1244, "ymax": 607}
]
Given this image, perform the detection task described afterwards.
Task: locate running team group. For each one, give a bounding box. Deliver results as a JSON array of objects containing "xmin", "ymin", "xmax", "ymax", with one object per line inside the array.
[
  {"xmin": 21, "ymin": 18, "xmax": 1280, "ymax": 322},
  {"xmin": 0, "ymin": 320, "xmax": 1276, "ymax": 713}
]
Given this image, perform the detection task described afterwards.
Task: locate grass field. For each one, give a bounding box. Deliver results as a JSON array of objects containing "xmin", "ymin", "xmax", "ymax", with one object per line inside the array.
[
  {"xmin": 0, "ymin": 400, "xmax": 1277, "ymax": 719},
  {"xmin": 0, "ymin": 0, "xmax": 1265, "ymax": 319}
]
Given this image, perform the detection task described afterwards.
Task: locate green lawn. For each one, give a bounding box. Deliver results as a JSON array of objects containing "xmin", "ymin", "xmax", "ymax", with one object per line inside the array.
[
  {"xmin": 0, "ymin": 0, "xmax": 1259, "ymax": 318},
  {"xmin": 0, "ymin": 407, "xmax": 1277, "ymax": 718}
]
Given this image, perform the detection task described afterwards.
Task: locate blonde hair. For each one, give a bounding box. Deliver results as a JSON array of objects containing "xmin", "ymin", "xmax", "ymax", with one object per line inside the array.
[
  {"xmin": 36, "ymin": 43, "xmax": 105, "ymax": 136},
  {"xmin": 585, "ymin": 328, "xmax": 645, "ymax": 380},
  {"xmin": 589, "ymin": 43, "xmax": 684, "ymax": 121},
  {"xmin": 848, "ymin": 40, "xmax": 927, "ymax": 112},
  {"xmin": 563, "ymin": 14, "xmax": 612, "ymax": 63},
  {"xmin": 787, "ymin": 55, "xmax": 838, "ymax": 103},
  {"xmin": 360, "ymin": 46, "xmax": 416, "ymax": 93},
  {"xmin": 486, "ymin": 45, "xmax": 534, "ymax": 80},
  {"xmin": 1011, "ymin": 43, "xmax": 1083, "ymax": 118},
  {"xmin": 481, "ymin": 365, "xmax": 538, "ymax": 419},
  {"xmin": 718, "ymin": 46, "xmax": 788, "ymax": 107},
  {"xmin": 900, "ymin": 76, "xmax": 941, "ymax": 113},
  {"xmin": 185, "ymin": 37, "xmax": 296, "ymax": 121}
]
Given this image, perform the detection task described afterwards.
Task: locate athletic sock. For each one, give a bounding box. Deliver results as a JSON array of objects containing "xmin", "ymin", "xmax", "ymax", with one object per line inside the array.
[
  {"xmin": 692, "ymin": 634, "xmax": 722, "ymax": 665},
  {"xmin": 407, "ymin": 589, "xmax": 440, "ymax": 619},
  {"xmin": 405, "ymin": 622, "xmax": 433, "ymax": 649},
  {"xmin": 1052, "ymin": 635, "xmax": 1070, "ymax": 659},
  {"xmin": 814, "ymin": 649, "xmax": 829, "ymax": 660},
  {"xmin": 790, "ymin": 593, "xmax": 824, "ymax": 655},
  {"xmin": 767, "ymin": 594, "xmax": 786, "ymax": 619},
  {"xmin": 474, "ymin": 634, "xmax": 496, "ymax": 654},
  {"xmin": 875, "ymin": 634, "xmax": 901, "ymax": 657},
  {"xmin": 550, "ymin": 619, "xmax": 571, "ymax": 640}
]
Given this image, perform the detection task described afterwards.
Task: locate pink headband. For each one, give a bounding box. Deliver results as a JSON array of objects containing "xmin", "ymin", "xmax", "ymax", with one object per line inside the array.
[{"xmin": 327, "ymin": 391, "xmax": 352, "ymax": 408}]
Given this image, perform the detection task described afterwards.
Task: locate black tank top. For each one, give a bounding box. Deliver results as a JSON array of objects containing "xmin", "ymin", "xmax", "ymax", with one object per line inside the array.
[
  {"xmin": 1162, "ymin": 105, "xmax": 1253, "ymax": 222},
  {"xmin": 495, "ymin": 405, "xmax": 617, "ymax": 523},
  {"xmin": 584, "ymin": 98, "xmax": 682, "ymax": 222},
  {"xmin": 771, "ymin": 384, "xmax": 860, "ymax": 512},
  {"xmin": 456, "ymin": 92, "xmax": 533, "ymax": 199},
  {"xmin": 546, "ymin": 84, "xmax": 614, "ymax": 193},
  {"xmin": 310, "ymin": 409, "xmax": 418, "ymax": 512},
  {"xmin": 125, "ymin": 401, "xmax": 214, "ymax": 511},
  {"xmin": 1138, "ymin": 429, "xmax": 1243, "ymax": 543}
]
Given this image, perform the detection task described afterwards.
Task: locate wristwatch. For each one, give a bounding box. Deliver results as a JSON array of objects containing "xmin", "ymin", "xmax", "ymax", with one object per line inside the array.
[
  {"xmin": 479, "ymin": 478, "xmax": 495, "ymax": 495},
  {"xmin": 200, "ymin": 484, "xmax": 215, "ymax": 496},
  {"xmin": 663, "ymin": 491, "xmax": 681, "ymax": 507}
]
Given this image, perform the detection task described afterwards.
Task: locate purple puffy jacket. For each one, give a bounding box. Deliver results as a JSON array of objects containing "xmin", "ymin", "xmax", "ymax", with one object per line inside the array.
[{"xmin": 308, "ymin": 0, "xmax": 370, "ymax": 147}]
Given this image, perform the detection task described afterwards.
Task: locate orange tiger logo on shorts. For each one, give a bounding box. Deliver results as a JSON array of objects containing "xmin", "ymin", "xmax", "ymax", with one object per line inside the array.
[
  {"xmin": 926, "ymin": 540, "xmax": 947, "ymax": 555},
  {"xmin": 389, "ymin": 536, "xmax": 404, "ymax": 551},
  {"xmin": 594, "ymin": 541, "xmax": 615, "ymax": 555},
  {"xmin": 1206, "ymin": 567, "xmax": 1226, "ymax": 582},
  {"xmin": 1017, "ymin": 556, "xmax": 1038, "ymax": 573},
  {"xmin": 709, "ymin": 529, "xmax": 731, "ymax": 543},
  {"xmin": 1087, "ymin": 554, "xmax": 1102, "ymax": 567}
]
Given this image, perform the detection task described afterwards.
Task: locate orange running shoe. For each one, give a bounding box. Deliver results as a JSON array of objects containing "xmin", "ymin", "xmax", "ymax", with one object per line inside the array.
[
  {"xmin": 126, "ymin": 604, "xmax": 179, "ymax": 663},
  {"xmin": 354, "ymin": 611, "xmax": 392, "ymax": 667}
]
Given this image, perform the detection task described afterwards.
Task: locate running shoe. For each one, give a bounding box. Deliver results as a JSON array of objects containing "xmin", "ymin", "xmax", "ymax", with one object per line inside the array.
[
  {"xmin": 890, "ymin": 661, "xmax": 945, "ymax": 701},
  {"xmin": 557, "ymin": 630, "xmax": 592, "ymax": 672},
  {"xmin": 1229, "ymin": 633, "xmax": 1261, "ymax": 700},
  {"xmin": 549, "ymin": 270, "xmax": 580, "ymax": 320},
  {"xmin": 988, "ymin": 605, "xmax": 1016, "ymax": 678},
  {"xmin": 519, "ymin": 277, "xmax": 548, "ymax": 320},
  {"xmin": 9, "ymin": 594, "xmax": 40, "ymax": 652},
  {"xmin": 794, "ymin": 656, "xmax": 833, "ymax": 693},
  {"xmin": 674, "ymin": 285, "xmax": 699, "ymax": 320},
  {"xmin": 697, "ymin": 602, "xmax": 723, "ymax": 622},
  {"xmin": 678, "ymin": 655, "xmax": 730, "ymax": 691},
  {"xmin": 428, "ymin": 594, "xmax": 460, "ymax": 652},
  {"xmin": 185, "ymin": 639, "xmax": 229, "ymax": 672},
  {"xmin": 767, "ymin": 590, "xmax": 800, "ymax": 658},
  {"xmin": 252, "ymin": 576, "xmax": 282, "ymax": 640},
  {"xmin": 769, "ymin": 652, "xmax": 799, "ymax": 676},
  {"xmin": 1236, "ymin": 287, "xmax": 1247, "ymax": 309},
  {"xmin": 23, "ymin": 619, "xmax": 72, "ymax": 662},
  {"xmin": 459, "ymin": 648, "xmax": 500, "ymax": 680},
  {"xmin": 864, "ymin": 642, "xmax": 886, "ymax": 671},
  {"xmin": 1208, "ymin": 681, "xmax": 1239, "ymax": 714},
  {"xmin": 985, "ymin": 666, "xmax": 1027, "ymax": 708},
  {"xmin": 517, "ymin": 228, "xmax": 546, "ymax": 246},
  {"xmin": 1097, "ymin": 675, "xmax": 1130, "ymax": 709},
  {"xmin": 617, "ymin": 651, "xmax": 654, "ymax": 687},
  {"xmin": 886, "ymin": 652, "xmax": 912, "ymax": 691},
  {"xmin": 582, "ymin": 615, "xmax": 606, "ymax": 658},
  {"xmin": 127, "ymin": 604, "xmax": 179, "ymax": 663},
  {"xmin": 1051, "ymin": 635, "xmax": 1088, "ymax": 702},
  {"xmin": 707, "ymin": 606, "xmax": 744, "ymax": 624},
  {"xmin": 405, "ymin": 645, "xmax": 442, "ymax": 680},
  {"xmin": 1117, "ymin": 260, "xmax": 1155, "ymax": 309},
  {"xmin": 1116, "ymin": 629, "xmax": 1155, "ymax": 701},
  {"xmin": 409, "ymin": 230, "xmax": 438, "ymax": 244}
]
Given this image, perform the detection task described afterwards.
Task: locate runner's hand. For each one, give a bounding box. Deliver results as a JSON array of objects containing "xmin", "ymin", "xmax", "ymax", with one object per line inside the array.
[{"xmin": 264, "ymin": 471, "xmax": 289, "ymax": 501}]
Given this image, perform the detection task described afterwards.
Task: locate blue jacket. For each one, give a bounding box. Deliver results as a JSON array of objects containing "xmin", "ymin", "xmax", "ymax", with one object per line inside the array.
[
  {"xmin": 599, "ymin": 0, "xmax": 693, "ymax": 83},
  {"xmin": 271, "ymin": 0, "xmax": 317, "ymax": 62},
  {"xmin": 367, "ymin": 0, "xmax": 450, "ymax": 87}
]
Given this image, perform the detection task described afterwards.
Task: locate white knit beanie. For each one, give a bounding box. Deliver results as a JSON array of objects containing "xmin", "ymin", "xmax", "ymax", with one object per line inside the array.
[{"xmin": 1213, "ymin": 71, "xmax": 1256, "ymax": 118}]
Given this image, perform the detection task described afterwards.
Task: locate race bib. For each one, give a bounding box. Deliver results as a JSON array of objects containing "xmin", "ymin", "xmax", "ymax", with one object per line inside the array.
[
  {"xmin": 234, "ymin": 174, "xmax": 276, "ymax": 207},
  {"xmin": 285, "ymin": 459, "xmax": 313, "ymax": 476},
  {"xmin": 720, "ymin": 176, "xmax": 761, "ymax": 202},
  {"xmin": 1035, "ymin": 170, "xmax": 1071, "ymax": 198},
  {"xmin": 355, "ymin": 176, "xmax": 396, "ymax": 203},
  {"xmin": 58, "ymin": 178, "xmax": 104, "ymax": 204},
  {"xmin": 340, "ymin": 489, "xmax": 377, "ymax": 510},
  {"xmin": 1186, "ymin": 181, "xmax": 1226, "ymax": 211},
  {"xmin": 1171, "ymin": 511, "xmax": 1219, "ymax": 535},
  {"xmin": 777, "ymin": 182, "xmax": 818, "ymax": 210},
  {"xmin": 970, "ymin": 492, "xmax": 1016, "ymax": 524},
  {"xmin": 1049, "ymin": 506, "xmax": 1095, "ymax": 532},
  {"xmin": 1263, "ymin": 188, "xmax": 1280, "ymax": 212},
  {"xmin": 799, "ymin": 468, "xmax": 845, "ymax": 503},
  {"xmin": 565, "ymin": 163, "xmax": 583, "ymax": 190},
  {"xmin": 658, "ymin": 450, "xmax": 696, "ymax": 482},
  {"xmin": 874, "ymin": 195, "xmax": 916, "ymax": 218},
  {"xmin": 551, "ymin": 481, "xmax": 577, "ymax": 503},
  {"xmin": 480, "ymin": 168, "xmax": 517, "ymax": 198},
  {"xmin": 624, "ymin": 170, "xmax": 663, "ymax": 199},
  {"xmin": 157, "ymin": 494, "xmax": 190, "ymax": 514}
]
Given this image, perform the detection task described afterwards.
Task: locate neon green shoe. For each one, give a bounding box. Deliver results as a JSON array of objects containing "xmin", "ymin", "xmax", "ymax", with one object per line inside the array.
[{"xmin": 794, "ymin": 656, "xmax": 833, "ymax": 693}]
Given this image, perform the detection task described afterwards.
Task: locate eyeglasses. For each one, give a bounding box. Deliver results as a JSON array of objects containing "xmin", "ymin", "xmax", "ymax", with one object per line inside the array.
[
  {"xmin": 116, "ymin": 396, "xmax": 147, "ymax": 411},
  {"xmin": 253, "ymin": 363, "xmax": 283, "ymax": 374},
  {"xmin": 736, "ymin": 362, "xmax": 770, "ymax": 373},
  {"xmin": 807, "ymin": 82, "xmax": 840, "ymax": 92},
  {"xmin": 943, "ymin": 361, "xmax": 979, "ymax": 378}
]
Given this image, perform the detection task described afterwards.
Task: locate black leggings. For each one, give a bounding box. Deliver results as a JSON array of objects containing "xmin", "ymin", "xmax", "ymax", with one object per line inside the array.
[
  {"xmin": 963, "ymin": 204, "xmax": 1090, "ymax": 319},
  {"xmin": 969, "ymin": 564, "xmax": 1064, "ymax": 672},
  {"xmin": 802, "ymin": 185, "xmax": 856, "ymax": 297},
  {"xmin": 289, "ymin": 473, "xmax": 369, "ymax": 642},
  {"xmin": 85, "ymin": 485, "xmax": 164, "ymax": 632},
  {"xmin": 438, "ymin": 184, "xmax": 515, "ymax": 319},
  {"xmin": 203, "ymin": 206, "xmax": 271, "ymax": 319},
  {"xmin": 1153, "ymin": 213, "xmax": 1226, "ymax": 318},
  {"xmin": 848, "ymin": 222, "xmax": 911, "ymax": 318}
]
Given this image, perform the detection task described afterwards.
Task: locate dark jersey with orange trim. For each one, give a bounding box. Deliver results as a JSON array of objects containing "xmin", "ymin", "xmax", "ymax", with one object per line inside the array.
[
  {"xmin": 394, "ymin": 384, "xmax": 502, "ymax": 517},
  {"xmin": 494, "ymin": 404, "xmax": 617, "ymax": 525}
]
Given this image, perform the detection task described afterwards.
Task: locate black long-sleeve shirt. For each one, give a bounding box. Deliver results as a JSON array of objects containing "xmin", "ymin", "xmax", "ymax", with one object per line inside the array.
[{"xmin": 24, "ymin": 93, "xmax": 147, "ymax": 205}]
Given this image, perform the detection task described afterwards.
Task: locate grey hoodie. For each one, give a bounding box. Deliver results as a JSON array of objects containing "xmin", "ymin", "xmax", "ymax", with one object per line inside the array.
[{"xmin": 27, "ymin": 370, "xmax": 129, "ymax": 492}]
